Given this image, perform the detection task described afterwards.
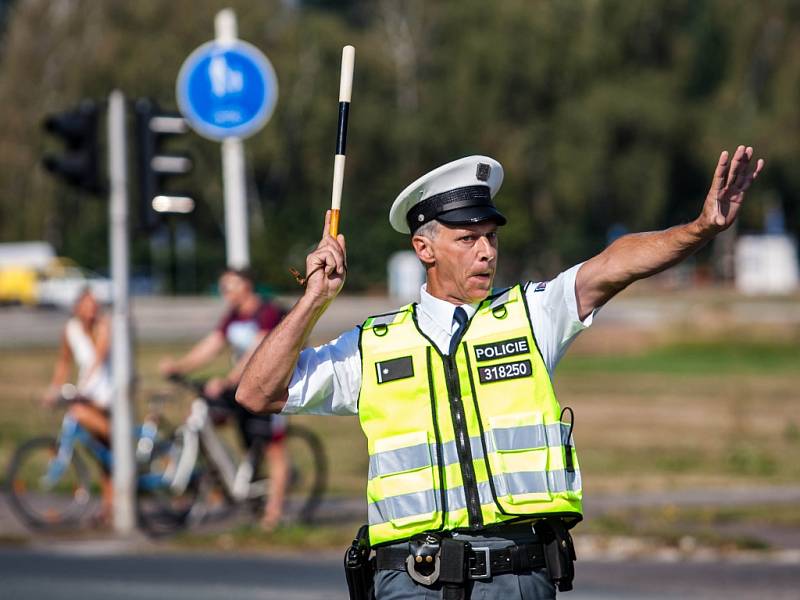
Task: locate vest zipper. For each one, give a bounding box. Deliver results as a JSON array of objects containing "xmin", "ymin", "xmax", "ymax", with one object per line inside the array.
[{"xmin": 443, "ymin": 355, "xmax": 484, "ymax": 529}]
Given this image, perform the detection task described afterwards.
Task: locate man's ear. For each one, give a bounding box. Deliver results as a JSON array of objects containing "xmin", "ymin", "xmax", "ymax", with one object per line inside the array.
[{"xmin": 411, "ymin": 234, "xmax": 435, "ymax": 267}]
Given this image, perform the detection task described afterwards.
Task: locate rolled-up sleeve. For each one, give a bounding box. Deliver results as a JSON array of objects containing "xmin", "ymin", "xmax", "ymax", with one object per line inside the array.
[
  {"xmin": 525, "ymin": 263, "xmax": 597, "ymax": 375},
  {"xmin": 282, "ymin": 326, "xmax": 362, "ymax": 416}
]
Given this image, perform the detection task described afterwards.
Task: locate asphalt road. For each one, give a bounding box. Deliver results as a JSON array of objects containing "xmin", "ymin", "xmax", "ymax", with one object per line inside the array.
[
  {"xmin": 3, "ymin": 292, "xmax": 800, "ymax": 347},
  {"xmin": 2, "ymin": 546, "xmax": 800, "ymax": 600}
]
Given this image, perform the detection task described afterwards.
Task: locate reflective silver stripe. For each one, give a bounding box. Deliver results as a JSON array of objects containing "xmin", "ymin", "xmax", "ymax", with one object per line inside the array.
[
  {"xmin": 493, "ymin": 468, "xmax": 581, "ymax": 497},
  {"xmin": 495, "ymin": 470, "xmax": 550, "ymax": 495},
  {"xmin": 370, "ymin": 313, "xmax": 399, "ymax": 327},
  {"xmin": 547, "ymin": 423, "xmax": 575, "ymax": 446},
  {"xmin": 487, "ymin": 287, "xmax": 512, "ymax": 310},
  {"xmin": 368, "ymin": 469, "xmax": 581, "ymax": 526},
  {"xmin": 547, "ymin": 468, "xmax": 582, "ymax": 492},
  {"xmin": 368, "ymin": 426, "xmax": 576, "ymax": 480},
  {"xmin": 369, "ymin": 443, "xmax": 431, "ymax": 478},
  {"xmin": 369, "ymin": 437, "xmax": 486, "ymax": 480},
  {"xmin": 491, "ymin": 425, "xmax": 547, "ymax": 451},
  {"xmin": 469, "ymin": 436, "xmax": 486, "ymax": 461},
  {"xmin": 368, "ymin": 488, "xmax": 438, "ymax": 525},
  {"xmin": 368, "ymin": 483, "xmax": 496, "ymax": 526},
  {"xmin": 477, "ymin": 480, "xmax": 495, "ymax": 506},
  {"xmin": 445, "ymin": 485, "xmax": 467, "ymax": 513},
  {"xmin": 368, "ymin": 428, "xmax": 577, "ymax": 482}
]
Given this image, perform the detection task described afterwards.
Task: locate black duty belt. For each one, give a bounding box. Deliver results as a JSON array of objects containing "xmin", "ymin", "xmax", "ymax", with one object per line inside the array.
[{"xmin": 375, "ymin": 541, "xmax": 547, "ymax": 580}]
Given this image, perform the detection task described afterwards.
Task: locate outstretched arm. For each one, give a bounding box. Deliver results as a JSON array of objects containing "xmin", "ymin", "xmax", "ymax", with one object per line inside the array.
[
  {"xmin": 159, "ymin": 330, "xmax": 227, "ymax": 376},
  {"xmin": 237, "ymin": 211, "xmax": 347, "ymax": 414},
  {"xmin": 576, "ymin": 145, "xmax": 765, "ymax": 320}
]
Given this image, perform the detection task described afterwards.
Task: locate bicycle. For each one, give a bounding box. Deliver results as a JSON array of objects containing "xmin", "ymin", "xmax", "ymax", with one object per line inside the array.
[
  {"xmin": 5, "ymin": 384, "xmax": 199, "ymax": 535},
  {"xmin": 165, "ymin": 375, "xmax": 327, "ymax": 526}
]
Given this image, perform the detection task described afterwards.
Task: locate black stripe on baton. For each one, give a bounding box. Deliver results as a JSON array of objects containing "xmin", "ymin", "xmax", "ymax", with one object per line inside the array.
[{"xmin": 336, "ymin": 101, "xmax": 350, "ymax": 155}]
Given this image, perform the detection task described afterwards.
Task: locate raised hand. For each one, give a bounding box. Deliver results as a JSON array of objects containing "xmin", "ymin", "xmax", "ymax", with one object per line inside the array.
[
  {"xmin": 699, "ymin": 145, "xmax": 765, "ymax": 235},
  {"xmin": 304, "ymin": 210, "xmax": 347, "ymax": 304}
]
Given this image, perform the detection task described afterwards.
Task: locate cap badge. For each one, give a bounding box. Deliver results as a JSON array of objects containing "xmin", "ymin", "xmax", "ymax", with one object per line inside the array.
[
  {"xmin": 417, "ymin": 214, "xmax": 425, "ymax": 222},
  {"xmin": 476, "ymin": 163, "xmax": 491, "ymax": 181}
]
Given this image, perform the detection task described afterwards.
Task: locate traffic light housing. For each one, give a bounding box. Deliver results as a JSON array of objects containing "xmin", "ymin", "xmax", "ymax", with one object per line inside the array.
[
  {"xmin": 134, "ymin": 98, "xmax": 194, "ymax": 230},
  {"xmin": 42, "ymin": 100, "xmax": 102, "ymax": 194}
]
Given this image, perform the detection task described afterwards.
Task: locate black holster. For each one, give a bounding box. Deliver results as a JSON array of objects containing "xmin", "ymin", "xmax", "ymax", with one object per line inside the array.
[
  {"xmin": 344, "ymin": 525, "xmax": 375, "ymax": 600},
  {"xmin": 534, "ymin": 518, "xmax": 577, "ymax": 592}
]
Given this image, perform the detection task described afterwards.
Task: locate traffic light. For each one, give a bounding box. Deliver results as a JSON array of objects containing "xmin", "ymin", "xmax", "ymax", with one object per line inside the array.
[
  {"xmin": 134, "ymin": 98, "xmax": 194, "ymax": 230},
  {"xmin": 42, "ymin": 100, "xmax": 102, "ymax": 194}
]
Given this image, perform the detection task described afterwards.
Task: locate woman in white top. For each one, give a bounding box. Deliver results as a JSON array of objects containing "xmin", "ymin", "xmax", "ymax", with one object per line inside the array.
[{"xmin": 44, "ymin": 288, "xmax": 113, "ymax": 521}]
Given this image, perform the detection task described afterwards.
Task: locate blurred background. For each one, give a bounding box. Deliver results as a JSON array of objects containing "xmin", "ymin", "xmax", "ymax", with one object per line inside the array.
[{"xmin": 1, "ymin": 1, "xmax": 799, "ymax": 599}]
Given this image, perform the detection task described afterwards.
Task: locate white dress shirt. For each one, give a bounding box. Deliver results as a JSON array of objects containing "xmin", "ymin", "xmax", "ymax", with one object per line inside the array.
[{"xmin": 283, "ymin": 263, "xmax": 594, "ymax": 416}]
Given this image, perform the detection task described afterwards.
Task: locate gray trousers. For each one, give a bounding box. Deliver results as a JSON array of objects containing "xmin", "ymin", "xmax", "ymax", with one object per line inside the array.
[{"xmin": 373, "ymin": 525, "xmax": 557, "ymax": 600}]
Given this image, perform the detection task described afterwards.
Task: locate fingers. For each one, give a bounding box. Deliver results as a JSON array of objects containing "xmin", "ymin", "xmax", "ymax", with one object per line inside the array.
[
  {"xmin": 321, "ymin": 210, "xmax": 331, "ymax": 238},
  {"xmin": 309, "ymin": 239, "xmax": 346, "ymax": 276},
  {"xmin": 731, "ymin": 146, "xmax": 754, "ymax": 190},
  {"xmin": 712, "ymin": 150, "xmax": 729, "ymax": 194},
  {"xmin": 738, "ymin": 157, "xmax": 765, "ymax": 194},
  {"xmin": 725, "ymin": 145, "xmax": 748, "ymax": 188},
  {"xmin": 715, "ymin": 145, "xmax": 764, "ymax": 195}
]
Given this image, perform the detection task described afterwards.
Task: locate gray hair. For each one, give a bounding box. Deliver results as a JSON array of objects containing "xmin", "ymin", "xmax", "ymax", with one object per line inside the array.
[{"xmin": 413, "ymin": 219, "xmax": 440, "ymax": 240}]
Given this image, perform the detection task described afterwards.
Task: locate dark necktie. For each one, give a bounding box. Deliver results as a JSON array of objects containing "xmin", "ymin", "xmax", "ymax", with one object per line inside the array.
[{"xmin": 449, "ymin": 306, "xmax": 468, "ymax": 355}]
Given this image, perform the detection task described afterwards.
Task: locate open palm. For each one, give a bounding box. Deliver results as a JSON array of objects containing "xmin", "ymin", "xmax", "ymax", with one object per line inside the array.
[{"xmin": 701, "ymin": 145, "xmax": 765, "ymax": 233}]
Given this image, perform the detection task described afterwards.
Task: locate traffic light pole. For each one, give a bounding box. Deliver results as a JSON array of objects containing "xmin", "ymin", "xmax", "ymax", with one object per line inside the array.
[
  {"xmin": 107, "ymin": 90, "xmax": 136, "ymax": 535},
  {"xmin": 217, "ymin": 9, "xmax": 250, "ymax": 269}
]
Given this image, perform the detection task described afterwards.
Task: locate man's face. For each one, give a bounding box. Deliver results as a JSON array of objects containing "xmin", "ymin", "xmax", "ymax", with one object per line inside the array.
[
  {"xmin": 415, "ymin": 221, "xmax": 499, "ymax": 304},
  {"xmin": 219, "ymin": 273, "xmax": 251, "ymax": 308}
]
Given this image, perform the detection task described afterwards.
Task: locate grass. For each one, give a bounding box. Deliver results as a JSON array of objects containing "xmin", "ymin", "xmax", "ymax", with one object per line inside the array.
[
  {"xmin": 581, "ymin": 502, "xmax": 800, "ymax": 551},
  {"xmin": 2, "ymin": 330, "xmax": 799, "ymax": 551},
  {"xmin": 170, "ymin": 522, "xmax": 357, "ymax": 553},
  {"xmin": 559, "ymin": 340, "xmax": 800, "ymax": 375}
]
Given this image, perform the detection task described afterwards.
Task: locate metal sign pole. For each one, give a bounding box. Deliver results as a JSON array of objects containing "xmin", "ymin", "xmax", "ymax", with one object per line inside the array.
[
  {"xmin": 108, "ymin": 89, "xmax": 136, "ymax": 534},
  {"xmin": 216, "ymin": 9, "xmax": 250, "ymax": 269}
]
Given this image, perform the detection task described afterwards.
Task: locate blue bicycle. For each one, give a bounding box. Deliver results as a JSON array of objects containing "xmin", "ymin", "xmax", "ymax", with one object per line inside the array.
[{"xmin": 5, "ymin": 388, "xmax": 199, "ymax": 534}]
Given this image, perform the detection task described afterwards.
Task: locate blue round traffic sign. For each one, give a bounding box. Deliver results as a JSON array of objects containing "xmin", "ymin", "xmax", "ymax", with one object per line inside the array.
[{"xmin": 176, "ymin": 40, "xmax": 278, "ymax": 141}]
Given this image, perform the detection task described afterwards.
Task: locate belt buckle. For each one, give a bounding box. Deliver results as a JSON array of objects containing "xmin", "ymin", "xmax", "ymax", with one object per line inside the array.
[{"xmin": 469, "ymin": 547, "xmax": 491, "ymax": 580}]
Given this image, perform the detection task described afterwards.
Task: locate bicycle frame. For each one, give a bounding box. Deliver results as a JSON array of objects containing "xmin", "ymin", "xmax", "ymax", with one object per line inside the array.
[
  {"xmin": 170, "ymin": 397, "xmax": 266, "ymax": 502},
  {"xmin": 45, "ymin": 412, "xmax": 166, "ymax": 493}
]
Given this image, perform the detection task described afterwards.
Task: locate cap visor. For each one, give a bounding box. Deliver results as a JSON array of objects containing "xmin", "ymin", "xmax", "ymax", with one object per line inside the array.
[{"xmin": 436, "ymin": 206, "xmax": 507, "ymax": 227}]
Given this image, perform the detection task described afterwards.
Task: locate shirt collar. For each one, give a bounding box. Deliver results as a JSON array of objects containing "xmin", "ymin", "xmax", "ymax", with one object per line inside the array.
[{"xmin": 418, "ymin": 284, "xmax": 479, "ymax": 331}]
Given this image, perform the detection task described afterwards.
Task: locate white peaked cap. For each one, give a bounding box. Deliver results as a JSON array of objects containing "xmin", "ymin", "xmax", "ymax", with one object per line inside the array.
[{"xmin": 389, "ymin": 155, "xmax": 506, "ymax": 234}]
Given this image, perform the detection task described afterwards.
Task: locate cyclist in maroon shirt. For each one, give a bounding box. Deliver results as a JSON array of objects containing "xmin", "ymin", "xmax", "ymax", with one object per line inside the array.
[{"xmin": 160, "ymin": 268, "xmax": 289, "ymax": 530}]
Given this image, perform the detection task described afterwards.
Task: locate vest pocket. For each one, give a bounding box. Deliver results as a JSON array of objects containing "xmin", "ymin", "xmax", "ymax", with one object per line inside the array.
[
  {"xmin": 371, "ymin": 431, "xmax": 439, "ymax": 527},
  {"xmin": 488, "ymin": 412, "xmax": 552, "ymax": 505},
  {"xmin": 547, "ymin": 420, "xmax": 582, "ymax": 500}
]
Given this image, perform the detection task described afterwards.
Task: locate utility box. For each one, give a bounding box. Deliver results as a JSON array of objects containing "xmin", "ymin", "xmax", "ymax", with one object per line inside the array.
[
  {"xmin": 735, "ymin": 234, "xmax": 799, "ymax": 295},
  {"xmin": 388, "ymin": 251, "xmax": 425, "ymax": 303}
]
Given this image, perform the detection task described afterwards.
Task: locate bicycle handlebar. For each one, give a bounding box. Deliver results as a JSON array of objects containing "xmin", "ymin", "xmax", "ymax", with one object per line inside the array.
[
  {"xmin": 166, "ymin": 373, "xmax": 206, "ymax": 395},
  {"xmin": 166, "ymin": 374, "xmax": 237, "ymax": 408}
]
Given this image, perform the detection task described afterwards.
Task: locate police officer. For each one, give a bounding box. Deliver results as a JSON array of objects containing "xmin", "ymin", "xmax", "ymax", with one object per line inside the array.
[{"xmin": 238, "ymin": 146, "xmax": 763, "ymax": 599}]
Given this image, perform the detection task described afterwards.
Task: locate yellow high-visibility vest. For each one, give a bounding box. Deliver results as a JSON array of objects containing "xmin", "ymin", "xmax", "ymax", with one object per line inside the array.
[{"xmin": 359, "ymin": 284, "xmax": 582, "ymax": 546}]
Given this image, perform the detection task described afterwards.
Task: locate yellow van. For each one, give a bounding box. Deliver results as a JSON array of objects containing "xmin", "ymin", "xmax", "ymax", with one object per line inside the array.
[{"xmin": 0, "ymin": 267, "xmax": 38, "ymax": 305}]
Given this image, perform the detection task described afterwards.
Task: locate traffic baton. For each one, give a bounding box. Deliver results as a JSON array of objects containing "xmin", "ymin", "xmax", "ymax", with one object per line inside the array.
[{"xmin": 329, "ymin": 45, "xmax": 354, "ymax": 237}]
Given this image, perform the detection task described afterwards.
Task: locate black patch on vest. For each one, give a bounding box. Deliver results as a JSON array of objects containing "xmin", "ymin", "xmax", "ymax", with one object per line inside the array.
[
  {"xmin": 376, "ymin": 356, "xmax": 414, "ymax": 384},
  {"xmin": 477, "ymin": 359, "xmax": 532, "ymax": 384},
  {"xmin": 473, "ymin": 337, "xmax": 530, "ymax": 362}
]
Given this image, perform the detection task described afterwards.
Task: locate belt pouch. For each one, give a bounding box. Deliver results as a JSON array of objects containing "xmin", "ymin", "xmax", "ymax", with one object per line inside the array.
[
  {"xmin": 439, "ymin": 538, "xmax": 468, "ymax": 600},
  {"xmin": 344, "ymin": 525, "xmax": 375, "ymax": 600},
  {"xmin": 535, "ymin": 519, "xmax": 576, "ymax": 592}
]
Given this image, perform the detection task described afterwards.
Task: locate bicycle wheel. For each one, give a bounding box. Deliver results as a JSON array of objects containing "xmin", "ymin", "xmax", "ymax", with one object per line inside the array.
[
  {"xmin": 136, "ymin": 430, "xmax": 200, "ymax": 536},
  {"xmin": 5, "ymin": 436, "xmax": 94, "ymax": 530},
  {"xmin": 282, "ymin": 424, "xmax": 327, "ymax": 523}
]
